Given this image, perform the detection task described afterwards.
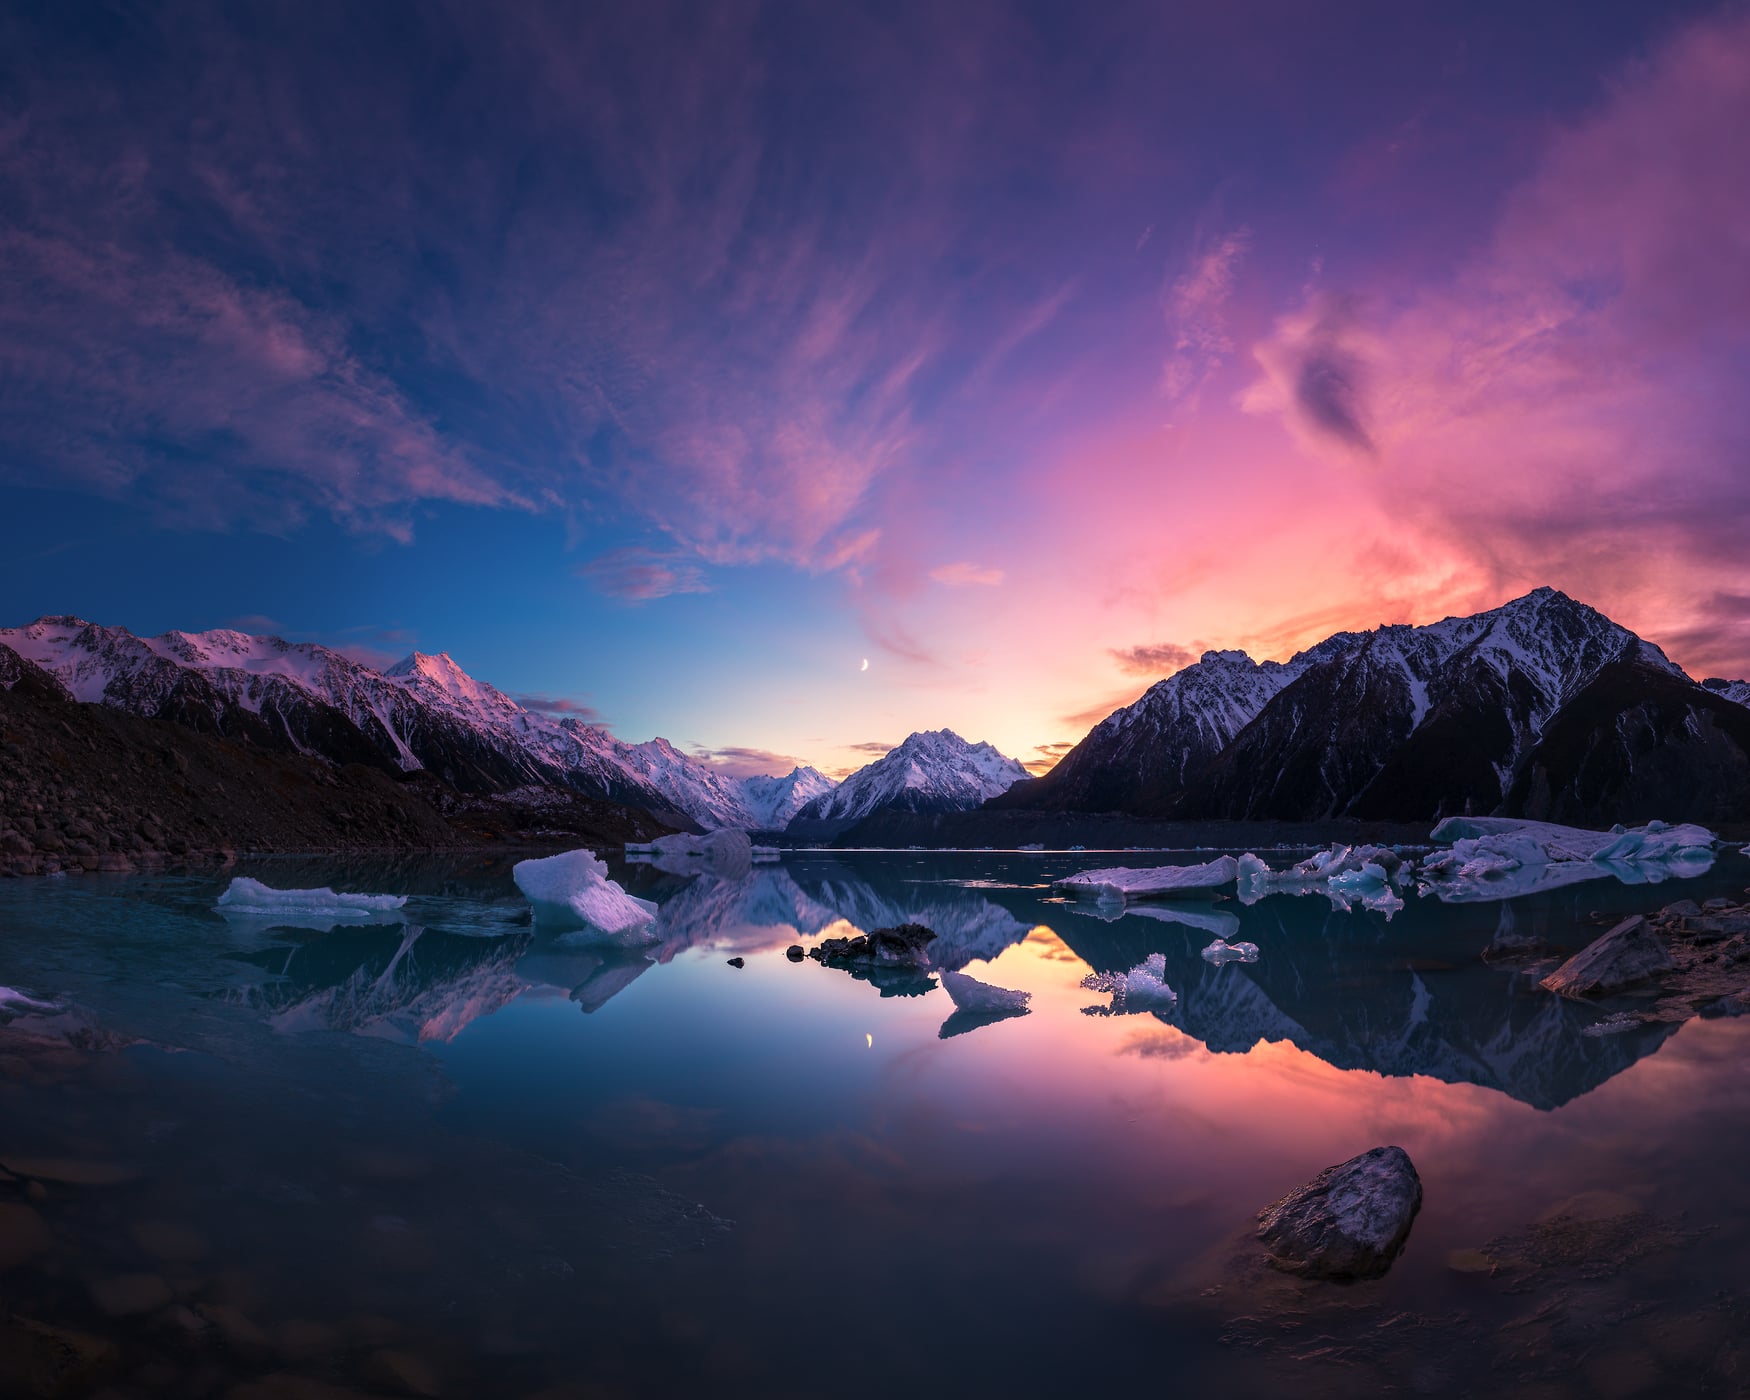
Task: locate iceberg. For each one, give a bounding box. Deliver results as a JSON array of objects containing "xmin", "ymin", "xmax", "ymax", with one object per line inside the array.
[
  {"xmin": 1081, "ymin": 953, "xmax": 1178, "ymax": 1015},
  {"xmin": 513, "ymin": 849, "xmax": 659, "ymax": 942},
  {"xmin": 0, "ymin": 986, "xmax": 62, "ymax": 1016},
  {"xmin": 1419, "ymin": 818, "xmax": 1719, "ymax": 903},
  {"xmin": 215, "ymin": 877, "xmax": 406, "ymax": 920},
  {"xmin": 643, "ymin": 829, "xmax": 753, "ymax": 877},
  {"xmin": 1234, "ymin": 846, "xmax": 1406, "ymax": 917},
  {"xmin": 1055, "ymin": 856, "xmax": 1237, "ymax": 903},
  {"xmin": 939, "ymin": 969, "xmax": 1031, "ymax": 1016},
  {"xmin": 1201, "ymin": 938, "xmax": 1260, "ymax": 965}
]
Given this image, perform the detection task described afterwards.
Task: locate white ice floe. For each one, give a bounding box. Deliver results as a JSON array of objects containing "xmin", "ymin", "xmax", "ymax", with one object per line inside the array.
[
  {"xmin": 1233, "ymin": 845, "xmax": 1407, "ymax": 919},
  {"xmin": 513, "ymin": 849, "xmax": 659, "ymax": 941},
  {"xmin": 1201, "ymin": 938, "xmax": 1260, "ymax": 965},
  {"xmin": 643, "ymin": 829, "xmax": 753, "ymax": 877},
  {"xmin": 1055, "ymin": 856, "xmax": 1237, "ymax": 903},
  {"xmin": 0, "ymin": 986, "xmax": 62, "ymax": 1015},
  {"xmin": 939, "ymin": 969, "xmax": 1032, "ymax": 1016},
  {"xmin": 1419, "ymin": 818, "xmax": 1718, "ymax": 903},
  {"xmin": 1081, "ymin": 953, "xmax": 1179, "ymax": 1014},
  {"xmin": 215, "ymin": 877, "xmax": 406, "ymax": 919}
]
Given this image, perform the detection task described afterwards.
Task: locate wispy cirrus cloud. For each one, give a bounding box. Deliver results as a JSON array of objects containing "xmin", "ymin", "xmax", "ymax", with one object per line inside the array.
[
  {"xmin": 1109, "ymin": 641, "xmax": 1201, "ymax": 676},
  {"xmin": 579, "ymin": 549, "xmax": 710, "ymax": 602},
  {"xmin": 930, "ymin": 562, "xmax": 1005, "ymax": 587},
  {"xmin": 516, "ymin": 694, "xmax": 605, "ymax": 723},
  {"xmin": 688, "ymin": 745, "xmax": 811, "ymax": 779},
  {"xmin": 1162, "ymin": 225, "xmax": 1250, "ymax": 404}
]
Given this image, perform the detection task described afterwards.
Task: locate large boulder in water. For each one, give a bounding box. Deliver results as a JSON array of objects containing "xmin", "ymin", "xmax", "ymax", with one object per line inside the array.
[
  {"xmin": 1257, "ymin": 1146, "xmax": 1423, "ymax": 1280},
  {"xmin": 1540, "ymin": 915, "xmax": 1674, "ymax": 998}
]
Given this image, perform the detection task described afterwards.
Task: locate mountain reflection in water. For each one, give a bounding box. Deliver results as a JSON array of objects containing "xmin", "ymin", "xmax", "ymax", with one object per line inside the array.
[
  {"xmin": 4, "ymin": 847, "xmax": 1750, "ymax": 1398},
  {"xmin": 200, "ymin": 849, "xmax": 1729, "ymax": 1109}
]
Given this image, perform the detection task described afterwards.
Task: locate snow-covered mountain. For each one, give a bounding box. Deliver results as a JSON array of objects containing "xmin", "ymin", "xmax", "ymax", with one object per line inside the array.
[
  {"xmin": 792, "ymin": 729, "xmax": 1028, "ymax": 824},
  {"xmin": 0, "ymin": 618, "xmax": 833, "ymax": 830},
  {"xmin": 1003, "ymin": 588, "xmax": 1749, "ymax": 824},
  {"xmin": 738, "ymin": 766, "xmax": 837, "ymax": 829}
]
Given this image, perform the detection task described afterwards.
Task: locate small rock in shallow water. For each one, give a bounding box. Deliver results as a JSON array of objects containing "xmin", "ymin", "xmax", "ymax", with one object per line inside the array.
[
  {"xmin": 1257, "ymin": 1145, "xmax": 1422, "ymax": 1280},
  {"xmin": 726, "ymin": 957, "xmax": 744, "ymax": 969},
  {"xmin": 785, "ymin": 945, "xmax": 805, "ymax": 961}
]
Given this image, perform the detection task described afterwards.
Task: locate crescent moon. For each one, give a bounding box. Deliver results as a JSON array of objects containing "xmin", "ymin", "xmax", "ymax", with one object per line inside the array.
[{"xmin": 860, "ymin": 658, "xmax": 869, "ymax": 671}]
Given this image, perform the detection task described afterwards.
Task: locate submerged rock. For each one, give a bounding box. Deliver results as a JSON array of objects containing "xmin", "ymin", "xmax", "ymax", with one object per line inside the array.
[
  {"xmin": 1257, "ymin": 1145, "xmax": 1423, "ymax": 1280},
  {"xmin": 1540, "ymin": 916, "xmax": 1674, "ymax": 998}
]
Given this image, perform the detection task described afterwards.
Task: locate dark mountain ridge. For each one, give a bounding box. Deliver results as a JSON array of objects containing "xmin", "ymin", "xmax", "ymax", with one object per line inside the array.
[{"xmin": 996, "ymin": 588, "xmax": 1750, "ymax": 828}]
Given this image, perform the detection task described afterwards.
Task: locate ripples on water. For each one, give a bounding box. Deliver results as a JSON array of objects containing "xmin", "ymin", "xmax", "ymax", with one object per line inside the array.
[{"xmin": 3, "ymin": 846, "xmax": 1750, "ymax": 1397}]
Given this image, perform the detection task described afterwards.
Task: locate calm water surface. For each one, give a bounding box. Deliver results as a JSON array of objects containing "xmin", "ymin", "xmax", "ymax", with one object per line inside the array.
[{"xmin": 4, "ymin": 846, "xmax": 1750, "ymax": 1398}]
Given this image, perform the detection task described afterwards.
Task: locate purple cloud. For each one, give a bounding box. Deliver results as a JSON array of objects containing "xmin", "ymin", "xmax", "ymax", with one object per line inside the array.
[
  {"xmin": 516, "ymin": 694, "xmax": 605, "ymax": 723},
  {"xmin": 579, "ymin": 549, "xmax": 710, "ymax": 602},
  {"xmin": 1109, "ymin": 641, "xmax": 1200, "ymax": 676}
]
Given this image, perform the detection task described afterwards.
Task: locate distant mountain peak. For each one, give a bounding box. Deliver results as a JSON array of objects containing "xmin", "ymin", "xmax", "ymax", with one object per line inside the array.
[{"xmin": 791, "ymin": 728, "xmax": 1027, "ymax": 825}]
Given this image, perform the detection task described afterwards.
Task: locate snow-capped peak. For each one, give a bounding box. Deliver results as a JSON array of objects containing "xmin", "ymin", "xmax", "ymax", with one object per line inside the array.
[{"xmin": 793, "ymin": 729, "xmax": 1028, "ymax": 824}]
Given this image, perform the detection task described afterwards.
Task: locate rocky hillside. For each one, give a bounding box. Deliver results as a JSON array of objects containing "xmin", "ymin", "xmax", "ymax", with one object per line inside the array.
[
  {"xmin": 1001, "ymin": 589, "xmax": 1750, "ymax": 826},
  {"xmin": 0, "ymin": 618, "xmax": 834, "ymax": 830},
  {"xmin": 0, "ymin": 644, "xmax": 673, "ymax": 877}
]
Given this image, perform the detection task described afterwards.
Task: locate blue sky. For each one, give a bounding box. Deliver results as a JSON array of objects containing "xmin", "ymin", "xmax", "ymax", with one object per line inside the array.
[{"xmin": 2, "ymin": 0, "xmax": 1745, "ymax": 777}]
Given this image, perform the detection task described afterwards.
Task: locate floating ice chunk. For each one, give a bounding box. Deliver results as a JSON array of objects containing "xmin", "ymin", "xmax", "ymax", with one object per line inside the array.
[
  {"xmin": 1590, "ymin": 824, "xmax": 1717, "ymax": 866},
  {"xmin": 0, "ymin": 986, "xmax": 62, "ymax": 1016},
  {"xmin": 1081, "ymin": 952, "xmax": 1178, "ymax": 1015},
  {"xmin": 647, "ymin": 829, "xmax": 753, "ymax": 877},
  {"xmin": 1420, "ymin": 818, "xmax": 1720, "ymax": 903},
  {"xmin": 513, "ymin": 849, "xmax": 659, "ymax": 942},
  {"xmin": 216, "ymin": 877, "xmax": 406, "ymax": 920},
  {"xmin": 1055, "ymin": 856, "xmax": 1236, "ymax": 903},
  {"xmin": 939, "ymin": 969, "xmax": 1031, "ymax": 1015},
  {"xmin": 1201, "ymin": 938, "xmax": 1260, "ymax": 964},
  {"xmin": 1327, "ymin": 862, "xmax": 1389, "ymax": 892},
  {"xmin": 1236, "ymin": 851, "xmax": 1272, "ymax": 883}
]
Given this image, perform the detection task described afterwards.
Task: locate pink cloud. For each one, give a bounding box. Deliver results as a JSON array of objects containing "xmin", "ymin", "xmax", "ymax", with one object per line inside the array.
[
  {"xmin": 930, "ymin": 562, "xmax": 1005, "ymax": 587},
  {"xmin": 1241, "ymin": 10, "xmax": 1750, "ymax": 673}
]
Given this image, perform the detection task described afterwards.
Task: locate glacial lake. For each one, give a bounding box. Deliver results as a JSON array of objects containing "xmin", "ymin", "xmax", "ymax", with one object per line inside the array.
[{"xmin": 4, "ymin": 845, "xmax": 1750, "ymax": 1398}]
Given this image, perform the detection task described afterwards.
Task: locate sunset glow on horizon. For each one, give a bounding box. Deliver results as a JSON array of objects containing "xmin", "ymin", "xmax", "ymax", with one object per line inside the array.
[{"xmin": 2, "ymin": 2, "xmax": 1746, "ymax": 780}]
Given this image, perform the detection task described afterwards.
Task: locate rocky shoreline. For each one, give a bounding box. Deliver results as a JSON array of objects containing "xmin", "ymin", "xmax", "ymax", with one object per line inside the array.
[{"xmin": 1538, "ymin": 895, "xmax": 1750, "ymax": 1026}]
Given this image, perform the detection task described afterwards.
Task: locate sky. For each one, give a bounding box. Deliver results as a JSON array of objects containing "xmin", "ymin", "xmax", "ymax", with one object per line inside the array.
[{"xmin": 1, "ymin": 0, "xmax": 1747, "ymax": 780}]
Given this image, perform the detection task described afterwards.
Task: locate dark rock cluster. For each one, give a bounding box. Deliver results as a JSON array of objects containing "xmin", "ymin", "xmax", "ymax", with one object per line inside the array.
[{"xmin": 806, "ymin": 923, "xmax": 937, "ymax": 967}]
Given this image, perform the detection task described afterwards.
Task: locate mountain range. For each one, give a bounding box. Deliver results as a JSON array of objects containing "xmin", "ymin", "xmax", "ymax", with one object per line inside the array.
[
  {"xmin": 0, "ymin": 618, "xmax": 839, "ymax": 831},
  {"xmin": 996, "ymin": 587, "xmax": 1750, "ymax": 827},
  {"xmin": 7, "ymin": 587, "xmax": 1749, "ymax": 839}
]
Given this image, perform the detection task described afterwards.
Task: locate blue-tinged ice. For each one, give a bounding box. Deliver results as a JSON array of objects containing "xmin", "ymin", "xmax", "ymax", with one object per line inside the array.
[
  {"xmin": 513, "ymin": 849, "xmax": 659, "ymax": 942},
  {"xmin": 216, "ymin": 877, "xmax": 406, "ymax": 920},
  {"xmin": 1081, "ymin": 953, "xmax": 1178, "ymax": 1015},
  {"xmin": 1201, "ymin": 938, "xmax": 1260, "ymax": 965}
]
